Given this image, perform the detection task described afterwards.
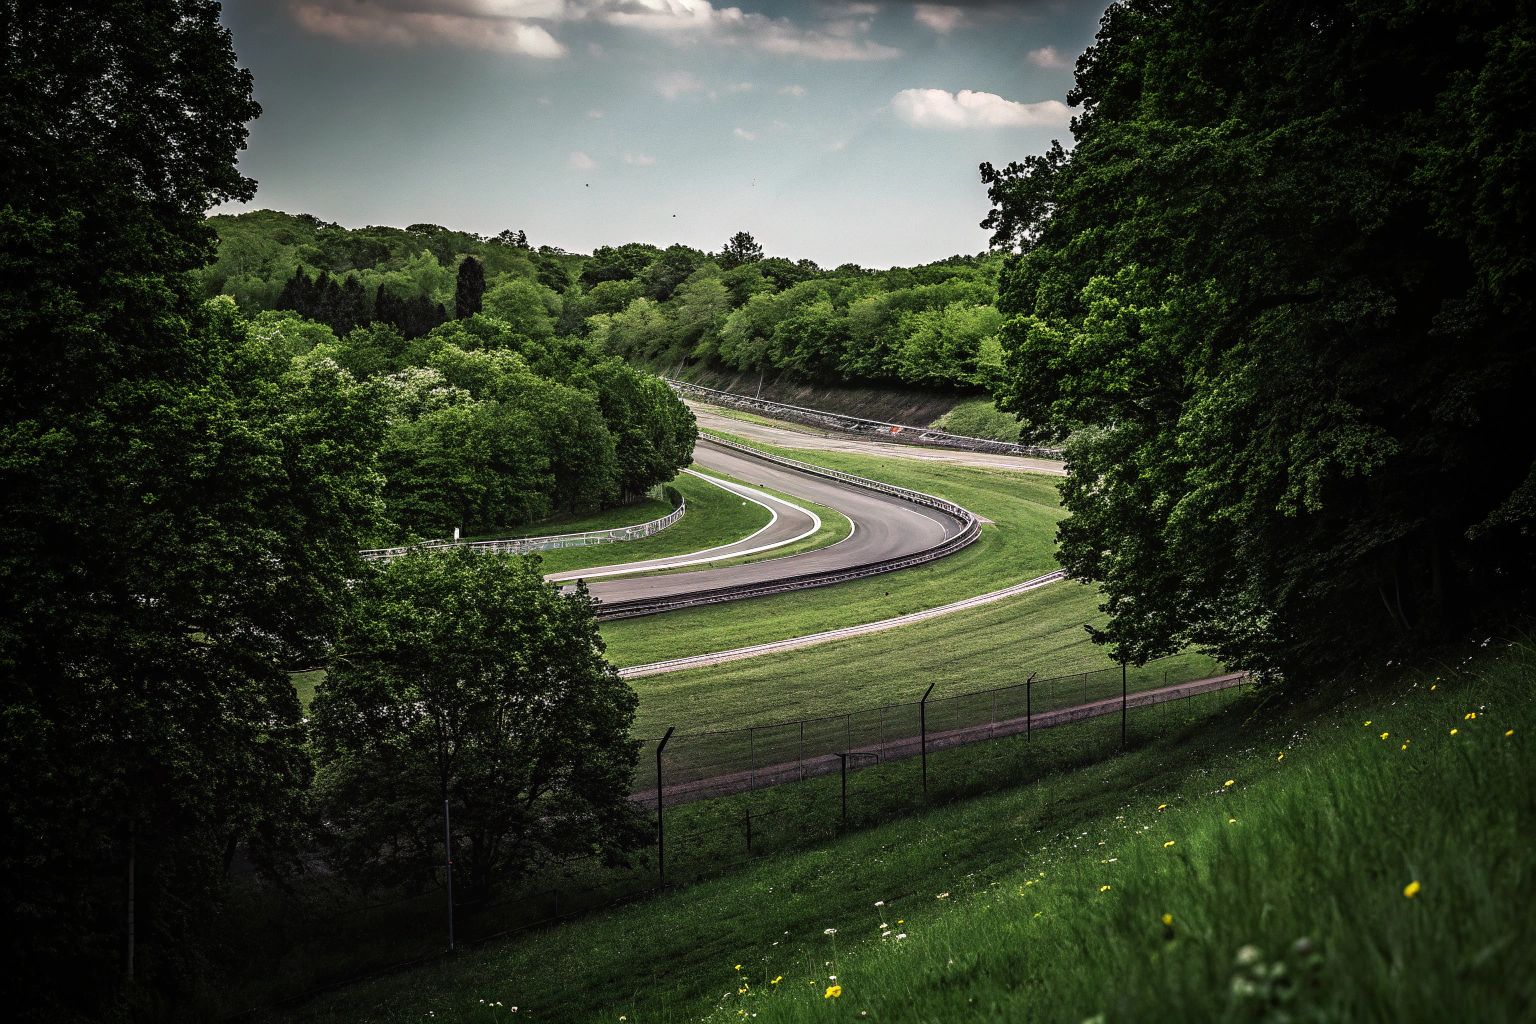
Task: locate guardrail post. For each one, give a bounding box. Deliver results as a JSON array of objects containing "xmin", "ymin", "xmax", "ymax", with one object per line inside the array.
[
  {"xmin": 656, "ymin": 727, "xmax": 674, "ymax": 888},
  {"xmin": 920, "ymin": 682, "xmax": 935, "ymax": 796}
]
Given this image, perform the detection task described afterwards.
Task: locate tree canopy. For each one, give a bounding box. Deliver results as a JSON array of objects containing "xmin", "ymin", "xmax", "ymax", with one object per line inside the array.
[{"xmin": 986, "ymin": 0, "xmax": 1536, "ymax": 676}]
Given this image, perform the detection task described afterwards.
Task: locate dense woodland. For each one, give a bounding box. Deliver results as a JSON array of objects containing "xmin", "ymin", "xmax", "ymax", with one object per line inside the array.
[
  {"xmin": 199, "ymin": 210, "xmax": 1012, "ymax": 393},
  {"xmin": 3, "ymin": 0, "xmax": 1534, "ymax": 1021}
]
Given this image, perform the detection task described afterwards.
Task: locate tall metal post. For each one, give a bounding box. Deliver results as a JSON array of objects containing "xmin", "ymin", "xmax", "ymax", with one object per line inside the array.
[
  {"xmin": 1026, "ymin": 673, "xmax": 1036, "ymax": 743},
  {"xmin": 656, "ymin": 727, "xmax": 674, "ymax": 887},
  {"xmin": 1121, "ymin": 661, "xmax": 1128, "ymax": 750},
  {"xmin": 919, "ymin": 682, "xmax": 935, "ymax": 796},
  {"xmin": 444, "ymin": 798, "xmax": 455, "ymax": 951}
]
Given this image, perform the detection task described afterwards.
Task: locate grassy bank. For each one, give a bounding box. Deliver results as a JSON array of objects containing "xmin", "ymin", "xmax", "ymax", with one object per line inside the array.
[
  {"xmin": 268, "ymin": 639, "xmax": 1534, "ymax": 1024},
  {"xmin": 599, "ymin": 448, "xmax": 1065, "ymax": 666},
  {"xmin": 628, "ymin": 580, "xmax": 1217, "ymax": 734}
]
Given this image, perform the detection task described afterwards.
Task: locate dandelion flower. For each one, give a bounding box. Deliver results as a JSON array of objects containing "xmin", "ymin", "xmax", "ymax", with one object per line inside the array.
[
  {"xmin": 1431, "ymin": 685, "xmax": 1437, "ymax": 690},
  {"xmin": 1365, "ymin": 721, "xmax": 1372, "ymax": 726},
  {"xmin": 1465, "ymin": 712, "xmax": 1476, "ymax": 720},
  {"xmin": 1224, "ymin": 780, "xmax": 1234, "ymax": 787},
  {"xmin": 1404, "ymin": 880, "xmax": 1421, "ymax": 898},
  {"xmin": 1158, "ymin": 804, "xmax": 1167, "ymax": 810},
  {"xmin": 1025, "ymin": 880, "xmax": 1033, "ymax": 886},
  {"xmin": 1277, "ymin": 753, "xmax": 1284, "ymax": 760},
  {"xmin": 824, "ymin": 985, "xmax": 842, "ymax": 999},
  {"xmin": 771, "ymin": 977, "xmax": 781, "ymax": 985},
  {"xmin": 1101, "ymin": 885, "xmax": 1112, "ymax": 892},
  {"xmin": 1451, "ymin": 729, "xmax": 1458, "ymax": 735},
  {"xmin": 1401, "ymin": 744, "xmax": 1408, "ymax": 750},
  {"xmin": 1162, "ymin": 914, "xmax": 1174, "ymax": 926},
  {"xmin": 1164, "ymin": 841, "xmax": 1176, "ymax": 848},
  {"xmin": 1229, "ymin": 818, "xmax": 1237, "ymax": 823},
  {"xmin": 897, "ymin": 919, "xmax": 904, "ymax": 924},
  {"xmin": 1506, "ymin": 729, "xmax": 1514, "ymax": 737},
  {"xmin": 734, "ymin": 965, "xmax": 741, "ymax": 970}
]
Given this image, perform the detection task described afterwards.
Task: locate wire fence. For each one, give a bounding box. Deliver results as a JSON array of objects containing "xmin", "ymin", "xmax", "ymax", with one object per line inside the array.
[
  {"xmin": 633, "ymin": 651, "xmax": 1232, "ymax": 809},
  {"xmin": 359, "ymin": 486, "xmax": 684, "ymax": 562}
]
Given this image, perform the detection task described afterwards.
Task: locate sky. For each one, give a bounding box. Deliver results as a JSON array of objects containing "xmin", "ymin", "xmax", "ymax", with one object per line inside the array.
[{"xmin": 217, "ymin": 1, "xmax": 1109, "ymax": 268}]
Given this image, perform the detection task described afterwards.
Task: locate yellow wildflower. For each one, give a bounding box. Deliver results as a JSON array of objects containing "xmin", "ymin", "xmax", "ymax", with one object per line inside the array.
[
  {"xmin": 1157, "ymin": 804, "xmax": 1167, "ymax": 810},
  {"xmin": 1100, "ymin": 885, "xmax": 1111, "ymax": 892},
  {"xmin": 1224, "ymin": 780, "xmax": 1234, "ymax": 787},
  {"xmin": 1228, "ymin": 818, "xmax": 1237, "ymax": 824},
  {"xmin": 1404, "ymin": 880, "xmax": 1421, "ymax": 898},
  {"xmin": 1506, "ymin": 729, "xmax": 1514, "ymax": 737},
  {"xmin": 1451, "ymin": 729, "xmax": 1458, "ymax": 735},
  {"xmin": 1380, "ymin": 732, "xmax": 1389, "ymax": 740},
  {"xmin": 1465, "ymin": 712, "xmax": 1476, "ymax": 720},
  {"xmin": 1164, "ymin": 841, "xmax": 1176, "ymax": 848},
  {"xmin": 1365, "ymin": 720, "xmax": 1372, "ymax": 726},
  {"xmin": 824, "ymin": 985, "xmax": 842, "ymax": 999},
  {"xmin": 1431, "ymin": 685, "xmax": 1436, "ymax": 690},
  {"xmin": 771, "ymin": 977, "xmax": 781, "ymax": 985},
  {"xmin": 1277, "ymin": 753, "xmax": 1284, "ymax": 760},
  {"xmin": 937, "ymin": 893, "xmax": 949, "ymax": 899},
  {"xmin": 734, "ymin": 965, "xmax": 741, "ymax": 970},
  {"xmin": 1162, "ymin": 914, "xmax": 1173, "ymax": 926}
]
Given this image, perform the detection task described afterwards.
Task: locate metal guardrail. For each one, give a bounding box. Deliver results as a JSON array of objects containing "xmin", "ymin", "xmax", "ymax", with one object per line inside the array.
[
  {"xmin": 592, "ymin": 433, "xmax": 982, "ymax": 620},
  {"xmin": 360, "ymin": 496, "xmax": 685, "ymax": 562},
  {"xmin": 666, "ymin": 378, "xmax": 1063, "ymax": 459}
]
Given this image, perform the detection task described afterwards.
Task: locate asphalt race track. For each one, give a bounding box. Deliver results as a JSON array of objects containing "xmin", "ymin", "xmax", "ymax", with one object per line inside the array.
[{"xmin": 568, "ymin": 436, "xmax": 969, "ymax": 608}]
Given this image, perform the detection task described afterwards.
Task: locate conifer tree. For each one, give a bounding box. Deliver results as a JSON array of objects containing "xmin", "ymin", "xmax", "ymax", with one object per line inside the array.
[{"xmin": 456, "ymin": 255, "xmax": 486, "ymax": 318}]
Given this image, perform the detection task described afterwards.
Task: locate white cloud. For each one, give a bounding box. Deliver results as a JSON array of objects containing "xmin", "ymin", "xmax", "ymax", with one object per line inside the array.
[
  {"xmin": 912, "ymin": 4, "xmax": 963, "ymax": 34},
  {"xmin": 656, "ymin": 69, "xmax": 703, "ymax": 100},
  {"xmin": 566, "ymin": 151, "xmax": 597, "ymax": 170},
  {"xmin": 727, "ymin": 81, "xmax": 754, "ymax": 93},
  {"xmin": 779, "ymin": 84, "xmax": 806, "ymax": 97},
  {"xmin": 292, "ymin": 2, "xmax": 568, "ymax": 57},
  {"xmin": 623, "ymin": 153, "xmax": 657, "ymax": 166},
  {"xmin": 733, "ymin": 127, "xmax": 758, "ymax": 141},
  {"xmin": 1027, "ymin": 45, "xmax": 1072, "ymax": 70},
  {"xmin": 891, "ymin": 88, "xmax": 1072, "ymax": 129},
  {"xmin": 290, "ymin": 1, "xmax": 901, "ymax": 61}
]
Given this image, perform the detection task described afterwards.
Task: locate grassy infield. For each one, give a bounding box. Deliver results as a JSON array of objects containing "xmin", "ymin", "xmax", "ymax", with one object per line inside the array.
[{"xmin": 270, "ymin": 438, "xmax": 1535, "ymax": 1021}]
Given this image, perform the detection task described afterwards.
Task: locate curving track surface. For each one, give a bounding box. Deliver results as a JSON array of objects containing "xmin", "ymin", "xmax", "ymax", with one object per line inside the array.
[{"xmin": 571, "ymin": 436, "xmax": 971, "ymax": 615}]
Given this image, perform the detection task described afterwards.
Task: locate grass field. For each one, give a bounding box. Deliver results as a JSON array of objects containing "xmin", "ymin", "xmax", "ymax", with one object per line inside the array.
[
  {"xmin": 628, "ymin": 581, "xmax": 1213, "ymax": 734},
  {"xmin": 599, "ymin": 445, "xmax": 1065, "ymax": 666},
  {"xmin": 463, "ymin": 495, "xmax": 675, "ymax": 541},
  {"xmin": 268, "ymin": 639, "xmax": 1534, "ymax": 1024}
]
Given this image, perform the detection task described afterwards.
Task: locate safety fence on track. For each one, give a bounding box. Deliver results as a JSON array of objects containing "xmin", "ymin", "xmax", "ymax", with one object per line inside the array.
[
  {"xmin": 359, "ymin": 486, "xmax": 683, "ymax": 562},
  {"xmin": 632, "ymin": 651, "xmax": 1236, "ymax": 809},
  {"xmin": 592, "ymin": 434, "xmax": 983, "ymax": 619},
  {"xmin": 667, "ymin": 377, "xmax": 1064, "ymax": 459}
]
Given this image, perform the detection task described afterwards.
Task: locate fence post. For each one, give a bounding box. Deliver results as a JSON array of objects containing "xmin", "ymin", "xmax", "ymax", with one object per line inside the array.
[
  {"xmin": 799, "ymin": 720, "xmax": 805, "ymax": 782},
  {"xmin": 444, "ymin": 798, "xmax": 455, "ymax": 952},
  {"xmin": 656, "ymin": 727, "xmax": 674, "ymax": 888},
  {"xmin": 1026, "ymin": 673, "xmax": 1036, "ymax": 743},
  {"xmin": 746, "ymin": 807, "xmax": 752, "ymax": 854},
  {"xmin": 838, "ymin": 753, "xmax": 849, "ymax": 823},
  {"xmin": 1121, "ymin": 661, "xmax": 1127, "ymax": 751},
  {"xmin": 920, "ymin": 682, "xmax": 936, "ymax": 796},
  {"xmin": 750, "ymin": 726, "xmax": 755, "ymax": 792}
]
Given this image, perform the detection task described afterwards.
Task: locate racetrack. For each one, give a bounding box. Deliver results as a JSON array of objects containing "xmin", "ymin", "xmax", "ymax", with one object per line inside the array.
[{"xmin": 570, "ymin": 436, "xmax": 972, "ymax": 613}]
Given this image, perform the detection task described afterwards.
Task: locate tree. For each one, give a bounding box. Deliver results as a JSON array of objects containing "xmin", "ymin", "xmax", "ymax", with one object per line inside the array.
[
  {"xmin": 310, "ymin": 550, "xmax": 645, "ymax": 899},
  {"xmin": 482, "ymin": 277, "xmax": 562, "ymax": 339},
  {"xmin": 986, "ymin": 0, "xmax": 1536, "ymax": 677},
  {"xmin": 455, "ymin": 255, "xmax": 486, "ymax": 318},
  {"xmin": 374, "ymin": 284, "xmax": 448, "ymax": 340},
  {"xmin": 717, "ymin": 230, "xmax": 764, "ymax": 270}
]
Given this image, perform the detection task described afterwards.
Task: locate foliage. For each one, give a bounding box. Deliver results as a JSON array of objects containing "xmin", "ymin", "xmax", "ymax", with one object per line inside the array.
[
  {"xmin": 202, "ymin": 212, "xmax": 1009, "ymax": 390},
  {"xmin": 455, "ymin": 255, "xmax": 486, "ymax": 318},
  {"xmin": 310, "ymin": 550, "xmax": 645, "ymax": 899},
  {"xmin": 987, "ymin": 0, "xmax": 1536, "ymax": 675}
]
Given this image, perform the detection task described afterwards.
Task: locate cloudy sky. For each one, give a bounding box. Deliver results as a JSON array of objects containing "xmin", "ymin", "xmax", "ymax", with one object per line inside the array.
[{"xmin": 218, "ymin": 1, "xmax": 1108, "ymax": 268}]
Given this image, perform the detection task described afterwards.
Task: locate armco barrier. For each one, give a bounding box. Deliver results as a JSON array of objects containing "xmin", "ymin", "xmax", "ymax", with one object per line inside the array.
[
  {"xmin": 360, "ymin": 492, "xmax": 684, "ymax": 562},
  {"xmin": 592, "ymin": 433, "xmax": 982, "ymax": 619},
  {"xmin": 668, "ymin": 378, "xmax": 1063, "ymax": 459}
]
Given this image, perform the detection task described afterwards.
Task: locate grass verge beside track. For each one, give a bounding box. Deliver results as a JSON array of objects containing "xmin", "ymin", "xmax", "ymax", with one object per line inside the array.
[
  {"xmin": 629, "ymin": 581, "xmax": 1217, "ymax": 733},
  {"xmin": 273, "ymin": 641, "xmax": 1535, "ymax": 1024},
  {"xmin": 599, "ymin": 447, "xmax": 1065, "ymax": 666}
]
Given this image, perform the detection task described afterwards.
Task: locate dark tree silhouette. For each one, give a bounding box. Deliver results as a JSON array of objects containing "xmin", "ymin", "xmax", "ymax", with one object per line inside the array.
[
  {"xmin": 717, "ymin": 231, "xmax": 764, "ymax": 270},
  {"xmin": 456, "ymin": 255, "xmax": 486, "ymax": 318}
]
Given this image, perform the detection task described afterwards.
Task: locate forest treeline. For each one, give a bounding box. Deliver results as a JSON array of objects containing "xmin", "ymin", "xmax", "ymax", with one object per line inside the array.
[{"xmin": 200, "ymin": 210, "xmax": 1011, "ymax": 392}]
